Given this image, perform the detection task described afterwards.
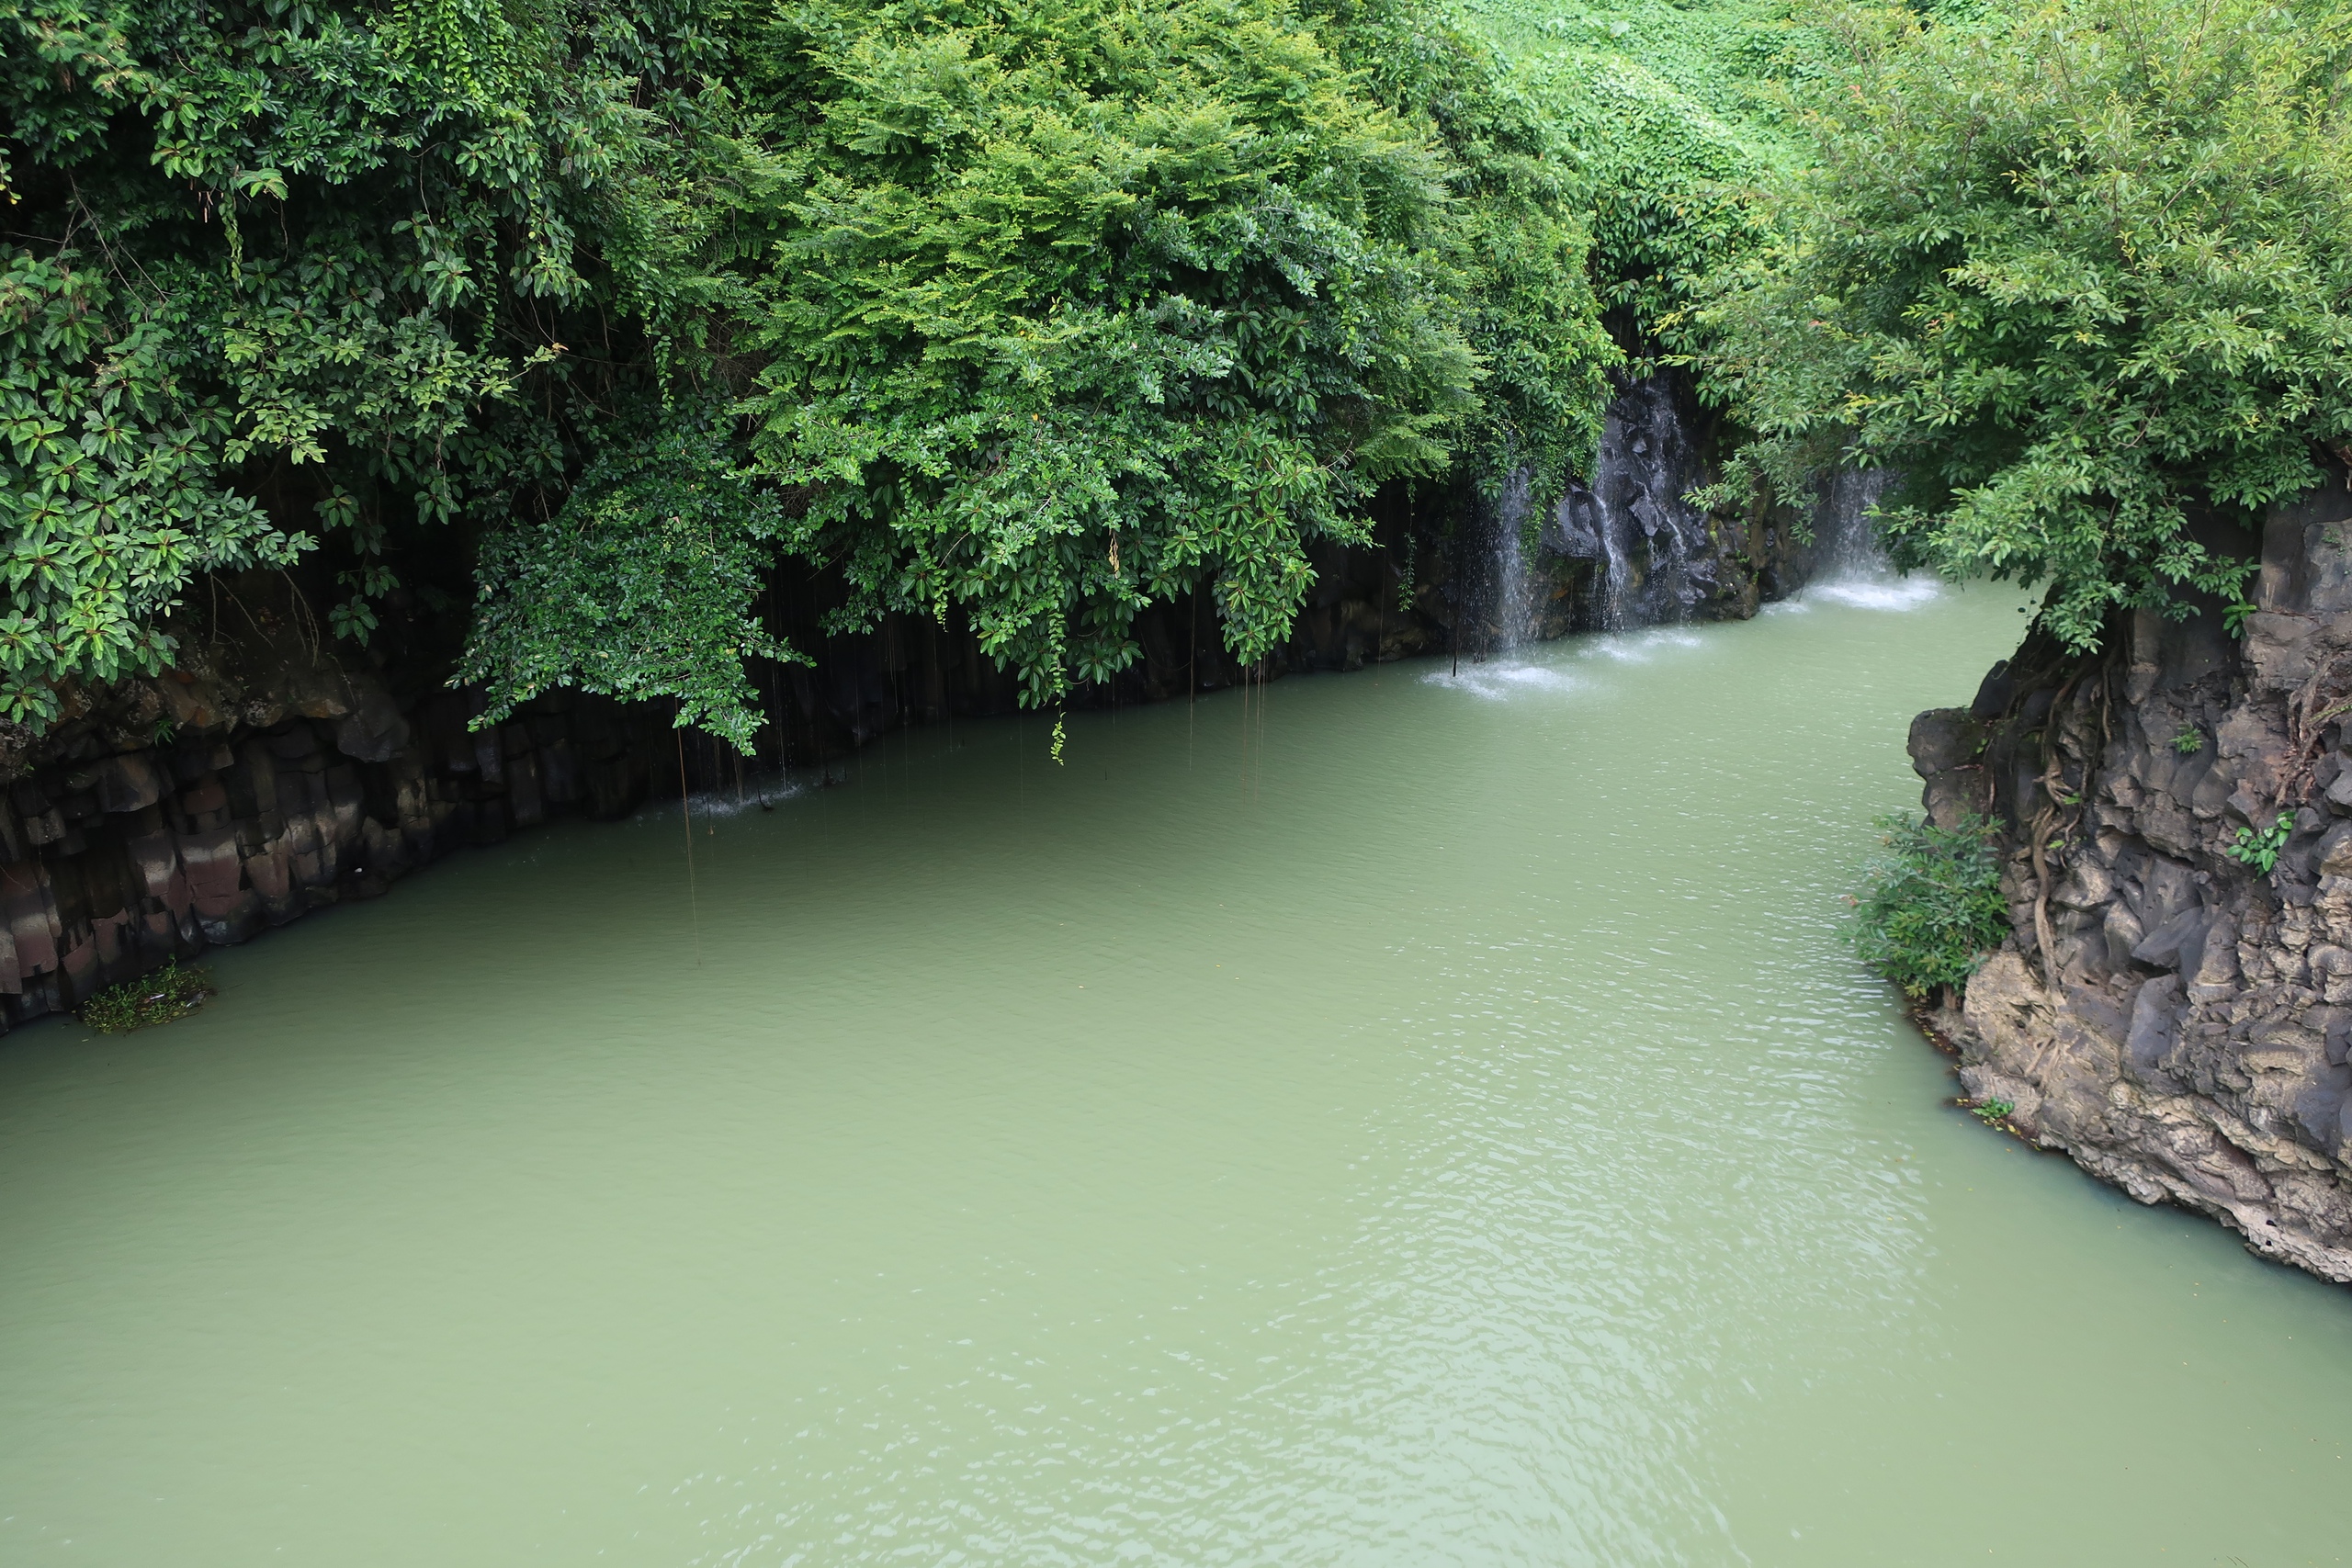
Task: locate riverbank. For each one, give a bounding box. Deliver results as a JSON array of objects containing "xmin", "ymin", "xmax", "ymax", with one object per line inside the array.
[{"xmin": 0, "ymin": 367, "xmax": 1850, "ymax": 1035}]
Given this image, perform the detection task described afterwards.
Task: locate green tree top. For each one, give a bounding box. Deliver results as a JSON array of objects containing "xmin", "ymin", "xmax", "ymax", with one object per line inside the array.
[
  {"xmin": 736, "ymin": 0, "xmax": 1611, "ymax": 706},
  {"xmin": 0, "ymin": 0, "xmax": 767, "ymax": 724},
  {"xmin": 2, "ymin": 0, "xmax": 1614, "ymax": 744},
  {"xmin": 1694, "ymin": 0, "xmax": 2352, "ymax": 649}
]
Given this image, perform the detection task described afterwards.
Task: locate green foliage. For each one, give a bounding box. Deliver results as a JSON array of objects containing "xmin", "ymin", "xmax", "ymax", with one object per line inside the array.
[
  {"xmin": 741, "ymin": 0, "xmax": 1614, "ymax": 705},
  {"xmin": 80, "ymin": 959, "xmax": 213, "ymax": 1032},
  {"xmin": 2225, "ymin": 816, "xmax": 2292, "ymax": 876},
  {"xmin": 457, "ymin": 415, "xmax": 803, "ymax": 750},
  {"xmin": 1971, "ymin": 1098, "xmax": 2014, "ymax": 1122},
  {"xmin": 2171, "ymin": 725, "xmax": 2203, "ymax": 756},
  {"xmin": 0, "ymin": 0, "xmax": 773, "ymax": 727},
  {"xmin": 1693, "ymin": 0, "xmax": 2352, "ymax": 651},
  {"xmin": 0, "ymin": 250, "xmax": 307, "ymax": 723},
  {"xmin": 0, "ymin": 0, "xmax": 1623, "ymax": 733},
  {"xmin": 1849, "ymin": 811, "xmax": 2009, "ymax": 999},
  {"xmin": 1453, "ymin": 0, "xmax": 1815, "ymax": 350}
]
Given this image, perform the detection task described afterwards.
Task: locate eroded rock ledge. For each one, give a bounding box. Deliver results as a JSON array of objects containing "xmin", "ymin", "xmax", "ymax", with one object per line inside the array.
[{"xmin": 1911, "ymin": 468, "xmax": 2352, "ymax": 1282}]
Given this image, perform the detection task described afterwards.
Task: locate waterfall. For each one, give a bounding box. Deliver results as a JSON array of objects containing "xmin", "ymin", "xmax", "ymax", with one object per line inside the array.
[
  {"xmin": 1798, "ymin": 465, "xmax": 1938, "ymax": 608},
  {"xmin": 1541, "ymin": 374, "xmax": 1715, "ymax": 631},
  {"xmin": 1484, "ymin": 466, "xmax": 1533, "ymax": 654},
  {"xmin": 1810, "ymin": 466, "xmax": 1895, "ymax": 581},
  {"xmin": 1517, "ymin": 374, "xmax": 1920, "ymax": 639}
]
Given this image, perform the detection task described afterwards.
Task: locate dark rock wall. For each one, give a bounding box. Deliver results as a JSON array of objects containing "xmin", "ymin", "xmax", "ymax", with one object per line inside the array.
[
  {"xmin": 0, "ymin": 649, "xmax": 687, "ymax": 1032},
  {"xmin": 1908, "ymin": 468, "xmax": 2352, "ymax": 1281}
]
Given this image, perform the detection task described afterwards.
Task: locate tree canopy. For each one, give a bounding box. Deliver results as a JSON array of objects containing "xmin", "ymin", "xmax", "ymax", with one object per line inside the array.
[
  {"xmin": 739, "ymin": 0, "xmax": 1611, "ymax": 705},
  {"xmin": 16, "ymin": 0, "xmax": 2348, "ymax": 738},
  {"xmin": 1694, "ymin": 0, "xmax": 2352, "ymax": 649},
  {"xmin": 0, "ymin": 0, "xmax": 1617, "ymax": 741},
  {"xmin": 0, "ymin": 0, "xmax": 780, "ymax": 724}
]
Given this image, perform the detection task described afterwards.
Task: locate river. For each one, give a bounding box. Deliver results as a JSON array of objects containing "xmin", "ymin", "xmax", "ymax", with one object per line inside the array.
[{"xmin": 4, "ymin": 577, "xmax": 2348, "ymax": 1565}]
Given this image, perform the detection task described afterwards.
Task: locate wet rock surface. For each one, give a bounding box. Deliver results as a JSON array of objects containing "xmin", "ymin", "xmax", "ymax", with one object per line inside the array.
[{"xmin": 1911, "ymin": 467, "xmax": 2352, "ymax": 1282}]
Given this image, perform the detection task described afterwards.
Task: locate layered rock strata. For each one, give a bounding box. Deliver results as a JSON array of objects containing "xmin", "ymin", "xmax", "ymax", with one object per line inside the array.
[{"xmin": 1910, "ymin": 470, "xmax": 2352, "ymax": 1281}]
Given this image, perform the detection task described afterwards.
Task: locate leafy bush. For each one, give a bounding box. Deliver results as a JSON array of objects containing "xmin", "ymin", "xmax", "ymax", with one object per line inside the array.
[
  {"xmin": 739, "ymin": 0, "xmax": 1615, "ymax": 705},
  {"xmin": 1694, "ymin": 0, "xmax": 2352, "ymax": 651},
  {"xmin": 81, "ymin": 960, "xmax": 215, "ymax": 1033},
  {"xmin": 0, "ymin": 0, "xmax": 766, "ymax": 725},
  {"xmin": 457, "ymin": 414, "xmax": 801, "ymax": 750},
  {"xmin": 1849, "ymin": 812, "xmax": 2009, "ymax": 1000},
  {"xmin": 2224, "ymin": 816, "xmax": 2293, "ymax": 876}
]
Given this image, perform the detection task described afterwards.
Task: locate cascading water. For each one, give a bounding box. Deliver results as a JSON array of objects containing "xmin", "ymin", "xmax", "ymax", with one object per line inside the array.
[
  {"xmin": 1799, "ymin": 464, "xmax": 1939, "ymax": 609},
  {"xmin": 1541, "ymin": 373, "xmax": 1716, "ymax": 631},
  {"xmin": 1810, "ymin": 465, "xmax": 1896, "ymax": 581},
  {"xmin": 1498, "ymin": 372, "xmax": 1922, "ymax": 649},
  {"xmin": 1482, "ymin": 465, "xmax": 1534, "ymax": 655}
]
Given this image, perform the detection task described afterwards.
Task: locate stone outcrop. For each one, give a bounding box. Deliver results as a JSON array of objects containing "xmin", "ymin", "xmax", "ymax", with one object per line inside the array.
[
  {"xmin": 0, "ymin": 627, "xmax": 692, "ymax": 1032},
  {"xmin": 1909, "ymin": 467, "xmax": 2352, "ymax": 1281},
  {"xmin": 1465, "ymin": 369, "xmax": 1850, "ymax": 649}
]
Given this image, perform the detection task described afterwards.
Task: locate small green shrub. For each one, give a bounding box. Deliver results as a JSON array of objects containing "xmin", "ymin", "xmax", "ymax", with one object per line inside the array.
[
  {"xmin": 2224, "ymin": 816, "xmax": 2293, "ymax": 876},
  {"xmin": 81, "ymin": 962, "xmax": 216, "ymax": 1035},
  {"xmin": 1972, "ymin": 1099, "xmax": 2016, "ymax": 1123},
  {"xmin": 1849, "ymin": 812, "xmax": 2009, "ymax": 1001},
  {"xmin": 2172, "ymin": 726, "xmax": 2203, "ymax": 755}
]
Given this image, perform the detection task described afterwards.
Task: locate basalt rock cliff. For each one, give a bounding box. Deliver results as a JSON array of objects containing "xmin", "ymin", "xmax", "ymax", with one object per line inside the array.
[{"xmin": 1910, "ymin": 464, "xmax": 2352, "ymax": 1282}]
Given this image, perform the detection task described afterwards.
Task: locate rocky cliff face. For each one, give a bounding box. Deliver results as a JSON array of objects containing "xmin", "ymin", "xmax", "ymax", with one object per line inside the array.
[
  {"xmin": 1474, "ymin": 369, "xmax": 1831, "ymax": 649},
  {"xmin": 0, "ymin": 621, "xmax": 696, "ymax": 1032},
  {"xmin": 1909, "ymin": 468, "xmax": 2352, "ymax": 1282}
]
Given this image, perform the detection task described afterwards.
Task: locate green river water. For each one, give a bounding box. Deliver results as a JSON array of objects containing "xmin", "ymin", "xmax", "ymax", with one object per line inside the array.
[{"xmin": 4, "ymin": 578, "xmax": 2349, "ymax": 1566}]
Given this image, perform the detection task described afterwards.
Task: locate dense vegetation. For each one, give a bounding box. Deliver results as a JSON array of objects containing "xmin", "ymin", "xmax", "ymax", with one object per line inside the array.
[
  {"xmin": 1848, "ymin": 813, "xmax": 2008, "ymax": 1002},
  {"xmin": 1696, "ymin": 0, "xmax": 2352, "ymax": 649},
  {"xmin": 6, "ymin": 0, "xmax": 2350, "ymax": 747},
  {"xmin": 1451, "ymin": 0, "xmax": 1815, "ymax": 355},
  {"xmin": 0, "ymin": 0, "xmax": 1615, "ymax": 741},
  {"xmin": 0, "ymin": 0, "xmax": 763, "ymax": 727}
]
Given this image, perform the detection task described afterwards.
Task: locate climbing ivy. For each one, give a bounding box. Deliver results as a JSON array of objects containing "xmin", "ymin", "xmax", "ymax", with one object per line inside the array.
[{"xmin": 0, "ymin": 249, "xmax": 306, "ymax": 724}]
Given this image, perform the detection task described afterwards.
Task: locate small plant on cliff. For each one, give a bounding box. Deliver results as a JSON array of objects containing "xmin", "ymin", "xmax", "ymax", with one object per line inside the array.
[
  {"xmin": 1971, "ymin": 1099, "xmax": 2015, "ymax": 1123},
  {"xmin": 2172, "ymin": 726, "xmax": 2203, "ymax": 756},
  {"xmin": 1848, "ymin": 813, "xmax": 2009, "ymax": 1002},
  {"xmin": 2224, "ymin": 816, "xmax": 2294, "ymax": 876},
  {"xmin": 81, "ymin": 962, "xmax": 215, "ymax": 1035}
]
